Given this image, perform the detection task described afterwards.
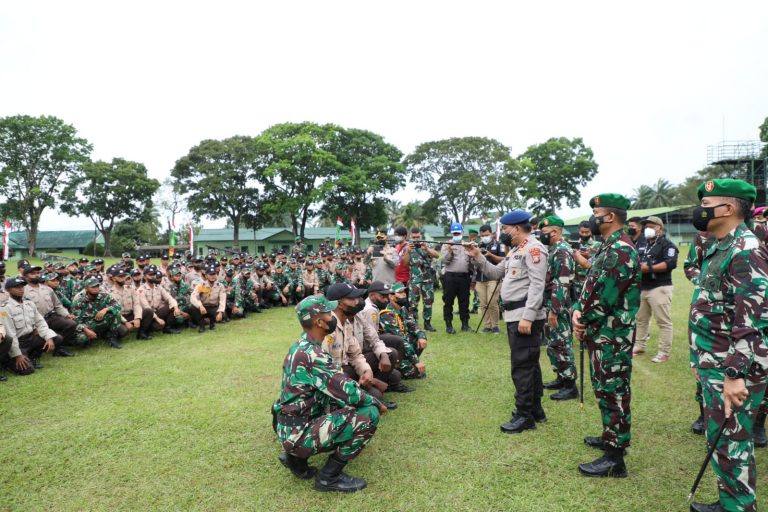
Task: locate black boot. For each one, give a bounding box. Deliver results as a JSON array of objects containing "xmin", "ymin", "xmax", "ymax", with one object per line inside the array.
[
  {"xmin": 500, "ymin": 413, "xmax": 536, "ymax": 434},
  {"xmin": 584, "ymin": 436, "xmax": 606, "ymax": 450},
  {"xmin": 689, "ymin": 501, "xmax": 725, "ymax": 512},
  {"xmin": 53, "ymin": 347, "xmax": 75, "ymax": 357},
  {"xmin": 198, "ymin": 325, "xmax": 206, "ymax": 333},
  {"xmin": 754, "ymin": 412, "xmax": 767, "ymax": 448},
  {"xmin": 551, "ymin": 380, "xmax": 578, "ymax": 401},
  {"xmin": 278, "ymin": 452, "xmax": 317, "ymax": 480},
  {"xmin": 692, "ymin": 402, "xmax": 705, "ymax": 436},
  {"xmin": 314, "ymin": 454, "xmax": 367, "ymax": 492},
  {"xmin": 533, "ymin": 407, "xmax": 547, "ymax": 423},
  {"xmin": 445, "ymin": 321, "xmax": 456, "ymax": 334},
  {"xmin": 543, "ymin": 377, "xmax": 564, "ymax": 390},
  {"xmin": 107, "ymin": 336, "xmax": 122, "ymax": 349},
  {"xmin": 32, "ymin": 358, "xmax": 43, "ymax": 369},
  {"xmin": 578, "ymin": 447, "xmax": 627, "ymax": 478},
  {"xmin": 460, "ymin": 321, "xmax": 471, "ymax": 332},
  {"xmin": 163, "ymin": 327, "xmax": 181, "ymax": 335},
  {"xmin": 423, "ymin": 321, "xmax": 436, "ymax": 332},
  {"xmin": 136, "ymin": 330, "xmax": 152, "ymax": 340}
]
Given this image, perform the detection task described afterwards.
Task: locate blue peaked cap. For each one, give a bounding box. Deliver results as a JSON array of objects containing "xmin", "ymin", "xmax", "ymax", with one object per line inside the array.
[
  {"xmin": 499, "ymin": 210, "xmax": 532, "ymax": 226},
  {"xmin": 449, "ymin": 222, "xmax": 463, "ymax": 233}
]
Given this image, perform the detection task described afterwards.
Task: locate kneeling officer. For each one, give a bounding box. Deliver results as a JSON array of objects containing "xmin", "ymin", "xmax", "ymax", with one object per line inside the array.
[{"xmin": 272, "ymin": 295, "xmax": 387, "ymax": 492}]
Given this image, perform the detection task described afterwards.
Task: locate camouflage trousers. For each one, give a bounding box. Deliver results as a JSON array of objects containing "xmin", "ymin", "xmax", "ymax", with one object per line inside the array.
[
  {"xmin": 408, "ymin": 280, "xmax": 434, "ymax": 324},
  {"xmin": 543, "ymin": 310, "xmax": 576, "ymax": 381},
  {"xmin": 398, "ymin": 338, "xmax": 420, "ymax": 379},
  {"xmin": 699, "ymin": 367, "xmax": 767, "ymax": 512},
  {"xmin": 278, "ymin": 405, "xmax": 380, "ymax": 460},
  {"xmin": 75, "ymin": 311, "xmax": 123, "ymax": 345},
  {"xmin": 586, "ymin": 334, "xmax": 633, "ymax": 449},
  {"xmin": 472, "ymin": 289, "xmax": 480, "ymax": 312}
]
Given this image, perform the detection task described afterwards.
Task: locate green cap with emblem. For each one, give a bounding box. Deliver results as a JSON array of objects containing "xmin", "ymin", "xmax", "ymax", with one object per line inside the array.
[
  {"xmin": 296, "ymin": 295, "xmax": 338, "ymax": 322},
  {"xmin": 391, "ymin": 282, "xmax": 406, "ymax": 293},
  {"xmin": 468, "ymin": 228, "xmax": 479, "ymax": 235},
  {"xmin": 589, "ymin": 193, "xmax": 631, "ymax": 210},
  {"xmin": 83, "ymin": 277, "xmax": 100, "ymax": 288},
  {"xmin": 538, "ymin": 215, "xmax": 565, "ymax": 228},
  {"xmin": 43, "ymin": 272, "xmax": 59, "ymax": 281},
  {"xmin": 697, "ymin": 178, "xmax": 757, "ymax": 202}
]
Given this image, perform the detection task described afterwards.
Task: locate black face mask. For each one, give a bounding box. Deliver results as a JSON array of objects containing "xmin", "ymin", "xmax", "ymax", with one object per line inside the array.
[
  {"xmin": 539, "ymin": 232, "xmax": 551, "ymax": 246},
  {"xmin": 343, "ymin": 298, "xmax": 365, "ymax": 317},
  {"xmin": 499, "ymin": 232, "xmax": 512, "ymax": 247},
  {"xmin": 322, "ymin": 316, "xmax": 337, "ymax": 335},
  {"xmin": 627, "ymin": 227, "xmax": 637, "ymax": 237},
  {"xmin": 372, "ymin": 297, "xmax": 389, "ymax": 309},
  {"xmin": 588, "ymin": 214, "xmax": 611, "ymax": 236},
  {"xmin": 28, "ymin": 277, "xmax": 43, "ymax": 284},
  {"xmin": 395, "ymin": 297, "xmax": 408, "ymax": 307},
  {"xmin": 579, "ymin": 235, "xmax": 592, "ymax": 243},
  {"xmin": 692, "ymin": 204, "xmax": 729, "ymax": 232}
]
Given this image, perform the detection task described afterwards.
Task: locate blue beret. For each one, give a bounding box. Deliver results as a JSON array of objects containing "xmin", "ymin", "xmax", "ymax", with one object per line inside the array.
[{"xmin": 499, "ymin": 210, "xmax": 532, "ymax": 226}]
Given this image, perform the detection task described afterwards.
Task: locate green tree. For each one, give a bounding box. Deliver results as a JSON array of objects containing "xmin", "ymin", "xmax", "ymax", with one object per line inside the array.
[
  {"xmin": 114, "ymin": 206, "xmax": 163, "ymax": 247},
  {"xmin": 0, "ymin": 115, "xmax": 92, "ymax": 256},
  {"xmin": 392, "ymin": 200, "xmax": 431, "ymax": 229},
  {"xmin": 480, "ymin": 158, "xmax": 529, "ymax": 215},
  {"xmin": 255, "ymin": 122, "xmax": 341, "ymax": 238},
  {"xmin": 673, "ymin": 164, "xmax": 741, "ymax": 205},
  {"xmin": 172, "ymin": 136, "xmax": 262, "ymax": 249},
  {"xmin": 520, "ymin": 137, "xmax": 599, "ymax": 215},
  {"xmin": 632, "ymin": 179, "xmax": 675, "ymax": 209},
  {"xmin": 61, "ymin": 158, "xmax": 160, "ymax": 256},
  {"xmin": 320, "ymin": 128, "xmax": 405, "ymax": 242},
  {"xmin": 760, "ymin": 116, "xmax": 768, "ymax": 158},
  {"xmin": 405, "ymin": 137, "xmax": 513, "ymax": 223}
]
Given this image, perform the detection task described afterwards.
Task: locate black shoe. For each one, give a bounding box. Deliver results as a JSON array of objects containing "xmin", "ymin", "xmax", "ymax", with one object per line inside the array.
[
  {"xmin": 543, "ymin": 377, "xmax": 564, "ymax": 390},
  {"xmin": 414, "ymin": 371, "xmax": 427, "ymax": 380},
  {"xmin": 492, "ymin": 327, "xmax": 500, "ymax": 334},
  {"xmin": 107, "ymin": 337, "xmax": 122, "ymax": 349},
  {"xmin": 533, "ymin": 408, "xmax": 548, "ymax": 423},
  {"xmin": 381, "ymin": 400, "xmax": 398, "ymax": 410},
  {"xmin": 389, "ymin": 383, "xmax": 415, "ymax": 393},
  {"xmin": 423, "ymin": 322, "xmax": 436, "ymax": 332},
  {"xmin": 500, "ymin": 413, "xmax": 536, "ymax": 434},
  {"xmin": 163, "ymin": 327, "xmax": 181, "ymax": 335},
  {"xmin": 0, "ymin": 373, "xmax": 6, "ymax": 382},
  {"xmin": 754, "ymin": 413, "xmax": 767, "ymax": 448},
  {"xmin": 482, "ymin": 327, "xmax": 492, "ymax": 333},
  {"xmin": 460, "ymin": 322, "xmax": 471, "ymax": 332},
  {"xmin": 32, "ymin": 358, "xmax": 43, "ymax": 369},
  {"xmin": 584, "ymin": 436, "xmax": 606, "ymax": 450},
  {"xmin": 136, "ymin": 330, "xmax": 152, "ymax": 340},
  {"xmin": 314, "ymin": 455, "xmax": 367, "ymax": 492},
  {"xmin": 198, "ymin": 325, "xmax": 206, "ymax": 333},
  {"xmin": 551, "ymin": 384, "xmax": 578, "ymax": 401},
  {"xmin": 471, "ymin": 308, "xmax": 478, "ymax": 314},
  {"xmin": 209, "ymin": 323, "xmax": 216, "ymax": 331},
  {"xmin": 692, "ymin": 401, "xmax": 706, "ymax": 436},
  {"xmin": 446, "ymin": 322, "xmax": 456, "ymax": 334},
  {"xmin": 53, "ymin": 348, "xmax": 75, "ymax": 357},
  {"xmin": 578, "ymin": 452, "xmax": 627, "ymax": 478},
  {"xmin": 254, "ymin": 308, "xmax": 263, "ymax": 314},
  {"xmin": 690, "ymin": 501, "xmax": 725, "ymax": 512},
  {"xmin": 278, "ymin": 452, "xmax": 317, "ymax": 480}
]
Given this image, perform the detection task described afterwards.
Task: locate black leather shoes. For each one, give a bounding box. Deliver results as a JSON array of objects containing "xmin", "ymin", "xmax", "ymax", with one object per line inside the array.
[
  {"xmin": 209, "ymin": 323, "xmax": 216, "ymax": 331},
  {"xmin": 53, "ymin": 348, "xmax": 75, "ymax": 357},
  {"xmin": 551, "ymin": 385, "xmax": 578, "ymax": 401},
  {"xmin": 460, "ymin": 322, "xmax": 471, "ymax": 332},
  {"xmin": 0, "ymin": 373, "xmax": 7, "ymax": 382},
  {"xmin": 500, "ymin": 414, "xmax": 536, "ymax": 434},
  {"xmin": 446, "ymin": 323, "xmax": 456, "ymax": 334},
  {"xmin": 543, "ymin": 377, "xmax": 564, "ymax": 390},
  {"xmin": 584, "ymin": 436, "xmax": 606, "ymax": 450},
  {"xmin": 198, "ymin": 325, "xmax": 206, "ymax": 333},
  {"xmin": 578, "ymin": 452, "xmax": 627, "ymax": 478},
  {"xmin": 381, "ymin": 400, "xmax": 398, "ymax": 410},
  {"xmin": 136, "ymin": 331, "xmax": 152, "ymax": 340},
  {"xmin": 690, "ymin": 501, "xmax": 725, "ymax": 512},
  {"xmin": 107, "ymin": 337, "xmax": 122, "ymax": 349},
  {"xmin": 692, "ymin": 415, "xmax": 705, "ymax": 436},
  {"xmin": 314, "ymin": 455, "xmax": 366, "ymax": 492},
  {"xmin": 389, "ymin": 383, "xmax": 415, "ymax": 393},
  {"xmin": 163, "ymin": 327, "xmax": 181, "ymax": 335},
  {"xmin": 32, "ymin": 358, "xmax": 43, "ymax": 369},
  {"xmin": 423, "ymin": 322, "xmax": 436, "ymax": 332},
  {"xmin": 533, "ymin": 408, "xmax": 547, "ymax": 423},
  {"xmin": 278, "ymin": 452, "xmax": 317, "ymax": 480}
]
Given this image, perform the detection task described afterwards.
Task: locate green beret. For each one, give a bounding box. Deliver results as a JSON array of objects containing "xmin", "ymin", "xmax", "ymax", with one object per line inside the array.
[
  {"xmin": 697, "ymin": 179, "xmax": 756, "ymax": 202},
  {"xmin": 335, "ymin": 263, "xmax": 346, "ymax": 270},
  {"xmin": 295, "ymin": 295, "xmax": 337, "ymax": 322},
  {"xmin": 391, "ymin": 283, "xmax": 406, "ymax": 293},
  {"xmin": 83, "ymin": 277, "xmax": 100, "ymax": 288},
  {"xmin": 468, "ymin": 228, "xmax": 479, "ymax": 235},
  {"xmin": 589, "ymin": 193, "xmax": 631, "ymax": 210},
  {"xmin": 538, "ymin": 216, "xmax": 564, "ymax": 229}
]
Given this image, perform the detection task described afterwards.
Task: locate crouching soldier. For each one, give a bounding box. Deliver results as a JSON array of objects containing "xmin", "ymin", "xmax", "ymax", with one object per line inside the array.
[
  {"xmin": 272, "ymin": 295, "xmax": 386, "ymax": 492},
  {"xmin": 71, "ymin": 277, "xmax": 126, "ymax": 349}
]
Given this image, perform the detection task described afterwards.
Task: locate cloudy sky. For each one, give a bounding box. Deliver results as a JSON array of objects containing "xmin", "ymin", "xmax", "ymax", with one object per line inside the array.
[{"xmin": 2, "ymin": 1, "xmax": 767, "ymax": 231}]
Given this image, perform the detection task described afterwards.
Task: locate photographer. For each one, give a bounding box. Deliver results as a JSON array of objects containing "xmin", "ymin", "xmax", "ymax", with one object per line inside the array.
[
  {"xmin": 475, "ymin": 224, "xmax": 505, "ymax": 334},
  {"xmin": 366, "ymin": 232, "xmax": 396, "ymax": 284},
  {"xmin": 632, "ymin": 215, "xmax": 678, "ymax": 363}
]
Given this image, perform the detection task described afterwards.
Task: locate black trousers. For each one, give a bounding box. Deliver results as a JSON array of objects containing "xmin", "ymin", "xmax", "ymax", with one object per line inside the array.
[
  {"xmin": 124, "ymin": 308, "xmax": 154, "ymax": 331},
  {"xmin": 189, "ymin": 306, "xmax": 220, "ymax": 327},
  {"xmin": 443, "ymin": 272, "xmax": 471, "ymax": 324},
  {"xmin": 362, "ymin": 348, "xmax": 401, "ymax": 387},
  {"xmin": 1, "ymin": 333, "xmax": 46, "ymax": 374},
  {"xmin": 342, "ymin": 364, "xmax": 383, "ymax": 401},
  {"xmin": 45, "ymin": 314, "xmax": 78, "ymax": 345},
  {"xmin": 507, "ymin": 319, "xmax": 545, "ymax": 417}
]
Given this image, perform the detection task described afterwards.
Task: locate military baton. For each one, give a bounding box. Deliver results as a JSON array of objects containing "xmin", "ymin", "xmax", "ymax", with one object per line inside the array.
[
  {"xmin": 475, "ymin": 277, "xmax": 501, "ymax": 333},
  {"xmin": 579, "ymin": 340, "xmax": 585, "ymax": 408},
  {"xmin": 687, "ymin": 412, "xmax": 730, "ymax": 503}
]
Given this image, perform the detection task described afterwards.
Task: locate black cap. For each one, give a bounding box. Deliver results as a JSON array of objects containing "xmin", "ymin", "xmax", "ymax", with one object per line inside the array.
[
  {"xmin": 368, "ymin": 281, "xmax": 394, "ymax": 294},
  {"xmin": 130, "ymin": 269, "xmax": 142, "ymax": 276},
  {"xmin": 22, "ymin": 265, "xmax": 42, "ymax": 275},
  {"xmin": 93, "ymin": 258, "xmax": 104, "ymax": 265},
  {"xmin": 4, "ymin": 276, "xmax": 27, "ymax": 288},
  {"xmin": 17, "ymin": 259, "xmax": 30, "ymax": 269},
  {"xmin": 79, "ymin": 257, "xmax": 89, "ymax": 263},
  {"xmin": 122, "ymin": 252, "xmax": 132, "ymax": 258},
  {"xmin": 326, "ymin": 283, "xmax": 367, "ymax": 301},
  {"xmin": 161, "ymin": 253, "xmax": 169, "ymax": 260}
]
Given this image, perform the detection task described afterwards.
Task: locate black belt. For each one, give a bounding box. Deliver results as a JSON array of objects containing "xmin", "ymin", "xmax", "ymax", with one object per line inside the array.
[
  {"xmin": 277, "ymin": 414, "xmax": 311, "ymax": 427},
  {"xmin": 445, "ymin": 272, "xmax": 470, "ymax": 276},
  {"xmin": 503, "ymin": 298, "xmax": 528, "ymax": 311}
]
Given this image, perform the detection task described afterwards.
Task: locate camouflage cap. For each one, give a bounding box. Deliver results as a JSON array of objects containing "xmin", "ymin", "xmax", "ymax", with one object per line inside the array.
[
  {"xmin": 83, "ymin": 277, "xmax": 100, "ymax": 288},
  {"xmin": 296, "ymin": 295, "xmax": 337, "ymax": 322},
  {"xmin": 589, "ymin": 193, "xmax": 631, "ymax": 210},
  {"xmin": 170, "ymin": 268, "xmax": 182, "ymax": 276},
  {"xmin": 697, "ymin": 178, "xmax": 757, "ymax": 202},
  {"xmin": 391, "ymin": 282, "xmax": 406, "ymax": 293},
  {"xmin": 43, "ymin": 272, "xmax": 60, "ymax": 281},
  {"xmin": 538, "ymin": 215, "xmax": 565, "ymax": 229}
]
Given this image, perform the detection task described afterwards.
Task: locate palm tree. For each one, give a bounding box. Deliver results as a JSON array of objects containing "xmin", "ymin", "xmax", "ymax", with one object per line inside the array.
[
  {"xmin": 631, "ymin": 185, "xmax": 654, "ymax": 209},
  {"xmin": 393, "ymin": 201, "xmax": 429, "ymax": 229},
  {"xmin": 633, "ymin": 179, "xmax": 675, "ymax": 209},
  {"xmin": 385, "ymin": 200, "xmax": 403, "ymax": 229}
]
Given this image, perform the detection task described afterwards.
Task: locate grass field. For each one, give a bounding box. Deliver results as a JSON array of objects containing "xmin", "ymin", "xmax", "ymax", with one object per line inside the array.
[{"xmin": 1, "ymin": 267, "xmax": 765, "ymax": 511}]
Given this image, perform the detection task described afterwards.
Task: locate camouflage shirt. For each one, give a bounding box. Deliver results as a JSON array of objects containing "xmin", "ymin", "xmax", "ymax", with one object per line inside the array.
[
  {"xmin": 574, "ymin": 238, "xmax": 601, "ymax": 290},
  {"xmin": 408, "ymin": 246, "xmax": 434, "ymax": 284},
  {"xmin": 689, "ymin": 223, "xmax": 768, "ymax": 372},
  {"xmin": 545, "ymin": 239, "xmax": 575, "ymax": 315},
  {"xmin": 684, "ymin": 231, "xmax": 715, "ymax": 285},
  {"xmin": 71, "ymin": 291, "xmax": 123, "ymax": 324}
]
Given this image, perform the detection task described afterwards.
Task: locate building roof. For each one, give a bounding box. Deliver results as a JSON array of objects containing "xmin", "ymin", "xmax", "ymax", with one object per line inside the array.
[
  {"xmin": 563, "ymin": 205, "xmax": 694, "ymax": 226},
  {"xmin": 195, "ymin": 227, "xmax": 374, "ymax": 242},
  {"xmin": 9, "ymin": 230, "xmax": 103, "ymax": 249}
]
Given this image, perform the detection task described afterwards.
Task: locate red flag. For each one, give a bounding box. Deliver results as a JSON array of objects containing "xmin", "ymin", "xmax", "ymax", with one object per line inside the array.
[{"xmin": 2, "ymin": 220, "xmax": 9, "ymax": 260}]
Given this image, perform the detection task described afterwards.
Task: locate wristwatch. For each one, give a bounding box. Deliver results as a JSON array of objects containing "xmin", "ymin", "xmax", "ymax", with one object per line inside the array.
[{"xmin": 725, "ymin": 366, "xmax": 746, "ymax": 379}]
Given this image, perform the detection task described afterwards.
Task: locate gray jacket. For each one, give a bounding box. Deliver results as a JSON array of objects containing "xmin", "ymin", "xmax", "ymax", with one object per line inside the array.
[{"xmin": 472, "ymin": 234, "xmax": 547, "ymax": 322}]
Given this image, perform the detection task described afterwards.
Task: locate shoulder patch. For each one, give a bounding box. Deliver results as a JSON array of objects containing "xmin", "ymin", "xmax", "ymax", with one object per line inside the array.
[
  {"xmin": 530, "ymin": 246, "xmax": 542, "ymax": 264},
  {"xmin": 667, "ymin": 247, "xmax": 676, "ymax": 258}
]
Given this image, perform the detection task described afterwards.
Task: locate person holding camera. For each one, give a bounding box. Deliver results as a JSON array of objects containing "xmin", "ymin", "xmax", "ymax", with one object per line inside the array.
[
  {"xmin": 475, "ymin": 224, "xmax": 505, "ymax": 334},
  {"xmin": 402, "ymin": 227, "xmax": 439, "ymax": 332},
  {"xmin": 366, "ymin": 232, "xmax": 396, "ymax": 285}
]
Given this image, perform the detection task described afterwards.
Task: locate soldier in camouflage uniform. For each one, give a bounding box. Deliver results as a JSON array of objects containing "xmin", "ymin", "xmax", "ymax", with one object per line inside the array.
[
  {"xmin": 572, "ymin": 220, "xmax": 602, "ymax": 295},
  {"xmin": 272, "ymin": 295, "xmax": 386, "ymax": 492},
  {"xmin": 403, "ymin": 227, "xmax": 439, "ymax": 332},
  {"xmin": 378, "ymin": 283, "xmax": 427, "ymax": 379},
  {"xmin": 71, "ymin": 277, "xmax": 125, "ymax": 349},
  {"xmin": 168, "ymin": 268, "xmax": 192, "ymax": 328},
  {"xmin": 219, "ymin": 268, "xmax": 243, "ymax": 320},
  {"xmin": 538, "ymin": 216, "xmax": 578, "ymax": 401},
  {"xmin": 687, "ymin": 180, "xmax": 768, "ymax": 512},
  {"xmin": 330, "ymin": 263, "xmax": 350, "ymax": 285},
  {"xmin": 572, "ymin": 193, "xmax": 640, "ymax": 478},
  {"xmin": 270, "ymin": 263, "xmax": 291, "ymax": 306}
]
